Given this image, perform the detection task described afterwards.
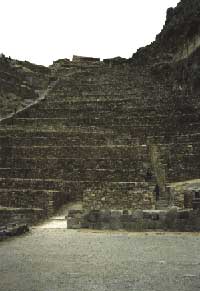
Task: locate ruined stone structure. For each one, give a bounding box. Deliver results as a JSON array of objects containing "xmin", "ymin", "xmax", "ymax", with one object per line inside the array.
[{"xmin": 0, "ymin": 0, "xmax": 200, "ymax": 222}]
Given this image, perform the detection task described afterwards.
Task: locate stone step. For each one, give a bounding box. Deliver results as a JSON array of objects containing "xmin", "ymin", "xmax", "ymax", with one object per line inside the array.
[
  {"xmin": 0, "ymin": 128, "xmax": 116, "ymax": 138},
  {"xmin": 0, "ymin": 168, "xmax": 152, "ymax": 182},
  {"xmin": 0, "ymin": 178, "xmax": 64, "ymax": 190},
  {"xmin": 2, "ymin": 116, "xmax": 163, "ymax": 127},
  {"xmin": 46, "ymin": 90, "xmax": 151, "ymax": 99},
  {"xmin": 0, "ymin": 136, "xmax": 140, "ymax": 146},
  {"xmin": 0, "ymin": 178, "xmax": 154, "ymax": 189},
  {"xmin": 2, "ymin": 146, "xmax": 200, "ymax": 162},
  {"xmin": 37, "ymin": 98, "xmax": 160, "ymax": 109},
  {"xmin": 1, "ymin": 127, "xmax": 200, "ymax": 142},
  {"xmin": 0, "ymin": 188, "xmax": 64, "ymax": 209},
  {"xmin": 0, "ymin": 138, "xmax": 198, "ymax": 150},
  {"xmin": 14, "ymin": 109, "xmax": 170, "ymax": 120},
  {"xmin": 0, "ymin": 157, "xmax": 151, "ymax": 170},
  {"xmin": 0, "ymin": 124, "xmax": 167, "ymax": 137},
  {"xmin": 14, "ymin": 106, "xmax": 169, "ymax": 118},
  {"xmin": 0, "ymin": 188, "xmax": 61, "ymax": 193},
  {"xmin": 0, "ymin": 145, "xmax": 149, "ymax": 159},
  {"xmin": 1, "ymin": 121, "xmax": 199, "ymax": 137},
  {"xmin": 156, "ymin": 201, "xmax": 169, "ymax": 207},
  {"xmin": 156, "ymin": 201, "xmax": 168, "ymax": 205},
  {"xmin": 1, "ymin": 132, "xmax": 200, "ymax": 145}
]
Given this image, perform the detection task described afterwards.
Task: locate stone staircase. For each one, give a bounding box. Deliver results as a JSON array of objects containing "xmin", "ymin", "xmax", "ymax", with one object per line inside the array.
[{"xmin": 156, "ymin": 197, "xmax": 169, "ymax": 210}]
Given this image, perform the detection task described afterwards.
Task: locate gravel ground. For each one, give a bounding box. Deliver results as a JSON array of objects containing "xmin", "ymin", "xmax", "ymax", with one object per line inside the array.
[{"xmin": 0, "ymin": 228, "xmax": 200, "ymax": 291}]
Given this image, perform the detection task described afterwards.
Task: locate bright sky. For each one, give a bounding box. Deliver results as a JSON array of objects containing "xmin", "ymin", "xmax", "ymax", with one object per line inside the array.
[{"xmin": 0, "ymin": 0, "xmax": 179, "ymax": 66}]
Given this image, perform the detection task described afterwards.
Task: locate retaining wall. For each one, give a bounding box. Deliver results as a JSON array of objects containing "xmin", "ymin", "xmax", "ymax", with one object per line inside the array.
[
  {"xmin": 67, "ymin": 208, "xmax": 200, "ymax": 232},
  {"xmin": 0, "ymin": 206, "xmax": 45, "ymax": 226}
]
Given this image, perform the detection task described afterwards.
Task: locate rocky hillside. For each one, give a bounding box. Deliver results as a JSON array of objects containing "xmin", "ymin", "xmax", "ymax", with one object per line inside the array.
[
  {"xmin": 133, "ymin": 0, "xmax": 200, "ymax": 119},
  {"xmin": 0, "ymin": 54, "xmax": 50, "ymax": 120},
  {"xmin": 132, "ymin": 0, "xmax": 200, "ymax": 64},
  {"xmin": 158, "ymin": 0, "xmax": 200, "ymax": 55}
]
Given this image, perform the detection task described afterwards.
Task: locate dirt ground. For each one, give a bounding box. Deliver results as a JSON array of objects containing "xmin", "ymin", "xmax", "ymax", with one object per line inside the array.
[{"xmin": 0, "ymin": 226, "xmax": 200, "ymax": 291}]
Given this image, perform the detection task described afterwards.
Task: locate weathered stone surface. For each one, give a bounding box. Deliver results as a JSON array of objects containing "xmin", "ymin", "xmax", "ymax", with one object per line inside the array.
[
  {"xmin": 0, "ymin": 206, "xmax": 45, "ymax": 227},
  {"xmin": 66, "ymin": 208, "xmax": 200, "ymax": 231},
  {"xmin": 0, "ymin": 56, "xmax": 50, "ymax": 120},
  {"xmin": 1, "ymin": 0, "xmax": 200, "ymax": 223},
  {"xmin": 0, "ymin": 223, "xmax": 29, "ymax": 238},
  {"xmin": 83, "ymin": 183, "xmax": 155, "ymax": 211},
  {"xmin": 67, "ymin": 209, "xmax": 84, "ymax": 229},
  {"xmin": 72, "ymin": 55, "xmax": 100, "ymax": 63}
]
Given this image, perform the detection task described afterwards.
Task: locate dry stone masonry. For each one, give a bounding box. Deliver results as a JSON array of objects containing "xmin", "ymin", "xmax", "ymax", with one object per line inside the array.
[{"xmin": 0, "ymin": 0, "xmax": 200, "ymax": 229}]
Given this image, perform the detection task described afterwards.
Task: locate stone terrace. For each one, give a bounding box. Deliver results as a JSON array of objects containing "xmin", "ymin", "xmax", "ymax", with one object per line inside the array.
[{"xmin": 0, "ymin": 54, "xmax": 199, "ymax": 215}]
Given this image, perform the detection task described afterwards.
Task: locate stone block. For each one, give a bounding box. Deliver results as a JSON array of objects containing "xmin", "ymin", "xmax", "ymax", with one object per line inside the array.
[
  {"xmin": 87, "ymin": 210, "xmax": 101, "ymax": 223},
  {"xmin": 110, "ymin": 217, "xmax": 122, "ymax": 230},
  {"xmin": 68, "ymin": 209, "xmax": 83, "ymax": 218},
  {"xmin": 132, "ymin": 209, "xmax": 143, "ymax": 220},
  {"xmin": 178, "ymin": 210, "xmax": 190, "ymax": 219},
  {"xmin": 165, "ymin": 207, "xmax": 178, "ymax": 229},
  {"xmin": 120, "ymin": 214, "xmax": 132, "ymax": 222},
  {"xmin": 111, "ymin": 210, "xmax": 123, "ymax": 218},
  {"xmin": 99, "ymin": 210, "xmax": 111, "ymax": 223},
  {"xmin": 123, "ymin": 210, "xmax": 129, "ymax": 215},
  {"xmin": 67, "ymin": 217, "xmax": 82, "ymax": 229}
]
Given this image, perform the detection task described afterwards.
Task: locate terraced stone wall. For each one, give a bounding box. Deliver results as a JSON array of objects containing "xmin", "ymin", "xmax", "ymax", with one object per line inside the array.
[
  {"xmin": 0, "ymin": 60, "xmax": 159, "ymax": 214},
  {"xmin": 83, "ymin": 182, "xmax": 155, "ymax": 211},
  {"xmin": 1, "ymin": 55, "xmax": 200, "ymax": 215}
]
